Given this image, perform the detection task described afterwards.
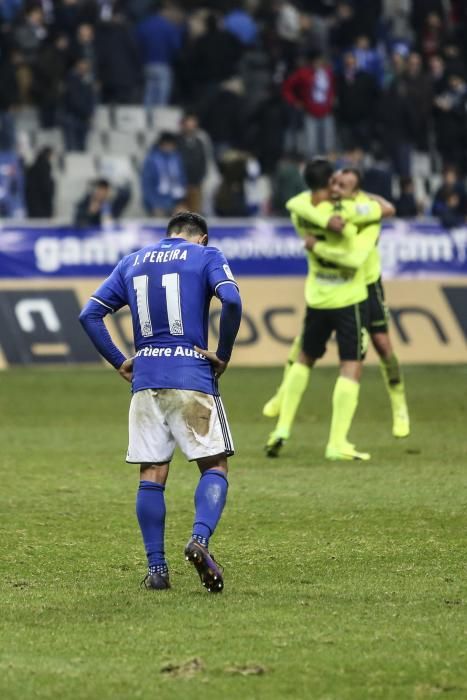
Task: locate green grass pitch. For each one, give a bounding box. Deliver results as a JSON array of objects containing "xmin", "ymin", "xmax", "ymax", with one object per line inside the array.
[{"xmin": 1, "ymin": 365, "xmax": 466, "ymax": 700}]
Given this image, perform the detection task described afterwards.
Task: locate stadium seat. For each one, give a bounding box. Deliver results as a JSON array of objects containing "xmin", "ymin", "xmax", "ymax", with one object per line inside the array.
[
  {"xmin": 65, "ymin": 151, "xmax": 96, "ymax": 177},
  {"xmin": 93, "ymin": 106, "xmax": 114, "ymax": 132},
  {"xmin": 148, "ymin": 106, "xmax": 182, "ymax": 133},
  {"xmin": 106, "ymin": 131, "xmax": 139, "ymax": 156},
  {"xmin": 114, "ymin": 106, "xmax": 147, "ymax": 133},
  {"xmin": 34, "ymin": 128, "xmax": 64, "ymax": 153},
  {"xmin": 15, "ymin": 108, "xmax": 40, "ymax": 134},
  {"xmin": 87, "ymin": 129, "xmax": 108, "ymax": 155},
  {"xmin": 96, "ymin": 154, "xmax": 133, "ymax": 186},
  {"xmin": 64, "ymin": 153, "xmax": 98, "ymax": 179},
  {"xmin": 412, "ymin": 151, "xmax": 431, "ymax": 179}
]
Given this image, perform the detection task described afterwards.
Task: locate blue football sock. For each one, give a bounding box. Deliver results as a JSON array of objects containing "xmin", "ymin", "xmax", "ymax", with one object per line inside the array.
[
  {"xmin": 192, "ymin": 470, "xmax": 228, "ymax": 547},
  {"xmin": 136, "ymin": 481, "xmax": 167, "ymax": 570}
]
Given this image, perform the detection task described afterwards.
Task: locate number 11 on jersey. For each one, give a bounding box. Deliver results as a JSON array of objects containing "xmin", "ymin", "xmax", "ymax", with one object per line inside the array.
[{"xmin": 133, "ymin": 273, "xmax": 184, "ymax": 337}]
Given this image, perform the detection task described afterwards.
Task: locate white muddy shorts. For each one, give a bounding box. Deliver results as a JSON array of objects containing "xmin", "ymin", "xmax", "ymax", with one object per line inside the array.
[{"xmin": 126, "ymin": 388, "xmax": 234, "ymax": 463}]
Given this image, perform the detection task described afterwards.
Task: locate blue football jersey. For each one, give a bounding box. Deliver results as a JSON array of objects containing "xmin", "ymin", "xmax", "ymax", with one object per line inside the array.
[{"xmin": 91, "ymin": 238, "xmax": 239, "ymax": 395}]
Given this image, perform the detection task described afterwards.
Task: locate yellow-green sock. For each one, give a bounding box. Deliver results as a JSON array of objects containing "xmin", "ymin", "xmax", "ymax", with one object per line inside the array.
[
  {"xmin": 275, "ymin": 362, "xmax": 310, "ymax": 439},
  {"xmin": 274, "ymin": 335, "xmax": 303, "ymax": 400},
  {"xmin": 380, "ymin": 353, "xmax": 401, "ymax": 386},
  {"xmin": 328, "ymin": 376, "xmax": 360, "ymax": 448},
  {"xmin": 379, "ymin": 354, "xmax": 407, "ymax": 403}
]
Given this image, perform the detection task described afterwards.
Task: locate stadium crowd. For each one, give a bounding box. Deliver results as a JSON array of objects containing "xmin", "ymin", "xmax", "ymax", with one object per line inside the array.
[{"xmin": 0, "ymin": 0, "xmax": 467, "ymax": 223}]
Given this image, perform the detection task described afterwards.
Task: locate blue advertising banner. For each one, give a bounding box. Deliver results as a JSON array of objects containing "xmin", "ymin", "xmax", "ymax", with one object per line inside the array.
[{"xmin": 1, "ymin": 219, "xmax": 467, "ymax": 278}]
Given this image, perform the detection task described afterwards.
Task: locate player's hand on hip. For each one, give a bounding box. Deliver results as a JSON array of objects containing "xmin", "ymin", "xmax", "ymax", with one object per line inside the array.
[
  {"xmin": 118, "ymin": 358, "xmax": 134, "ymax": 383},
  {"xmin": 194, "ymin": 346, "xmax": 228, "ymax": 379}
]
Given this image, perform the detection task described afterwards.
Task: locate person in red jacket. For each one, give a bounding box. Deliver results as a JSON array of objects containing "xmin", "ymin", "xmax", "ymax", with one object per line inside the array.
[{"xmin": 282, "ymin": 51, "xmax": 336, "ymax": 158}]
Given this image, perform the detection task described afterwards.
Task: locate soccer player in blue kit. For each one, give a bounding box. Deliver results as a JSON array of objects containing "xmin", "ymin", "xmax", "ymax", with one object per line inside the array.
[{"xmin": 79, "ymin": 212, "xmax": 242, "ymax": 593}]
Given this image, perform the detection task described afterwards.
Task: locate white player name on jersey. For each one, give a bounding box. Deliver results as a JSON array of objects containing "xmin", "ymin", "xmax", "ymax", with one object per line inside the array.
[
  {"xmin": 133, "ymin": 249, "xmax": 188, "ymax": 266},
  {"xmin": 135, "ymin": 345, "xmax": 206, "ymax": 359}
]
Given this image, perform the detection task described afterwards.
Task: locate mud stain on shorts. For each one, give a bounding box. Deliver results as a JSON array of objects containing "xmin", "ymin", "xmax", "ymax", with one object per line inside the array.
[{"xmin": 181, "ymin": 392, "xmax": 212, "ymax": 437}]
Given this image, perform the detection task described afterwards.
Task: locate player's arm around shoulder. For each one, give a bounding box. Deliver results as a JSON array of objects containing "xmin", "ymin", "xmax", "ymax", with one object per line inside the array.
[
  {"xmin": 344, "ymin": 197, "xmax": 383, "ymax": 227},
  {"xmin": 310, "ymin": 219, "xmax": 380, "ymax": 270},
  {"xmin": 361, "ymin": 192, "xmax": 396, "ymax": 219},
  {"xmin": 286, "ymin": 191, "xmax": 333, "ymax": 231},
  {"xmin": 287, "ymin": 192, "xmax": 355, "ymax": 237}
]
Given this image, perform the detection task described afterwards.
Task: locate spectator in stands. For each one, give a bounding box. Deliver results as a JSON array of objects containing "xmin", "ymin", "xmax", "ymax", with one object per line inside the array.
[
  {"xmin": 135, "ymin": 1, "xmax": 184, "ymax": 106},
  {"xmin": 177, "ymin": 112, "xmax": 209, "ymax": 213},
  {"xmin": 382, "ymin": 0, "xmax": 412, "ymax": 43},
  {"xmin": 441, "ymin": 39, "xmax": 466, "ymax": 81},
  {"xmin": 282, "ymin": 50, "xmax": 336, "ymax": 158},
  {"xmin": 329, "ymin": 1, "xmax": 360, "ymax": 51},
  {"xmin": 61, "ymin": 58, "xmax": 96, "ymax": 151},
  {"xmin": 271, "ymin": 151, "xmax": 305, "ymax": 216},
  {"xmin": 382, "ymin": 43, "xmax": 408, "ymax": 86},
  {"xmin": 244, "ymin": 85, "xmax": 287, "ymax": 174},
  {"xmin": 428, "ymin": 53, "xmax": 447, "ymax": 95},
  {"xmin": 198, "ymin": 76, "xmax": 248, "ymax": 158},
  {"xmin": 32, "ymin": 33, "xmax": 71, "ymax": 128},
  {"xmin": 336, "ymin": 51, "xmax": 379, "ymax": 150},
  {"xmin": 432, "ymin": 166, "xmax": 467, "ymax": 228},
  {"xmin": 25, "ymin": 146, "xmax": 55, "ymax": 218},
  {"xmin": 180, "ymin": 13, "xmax": 242, "ymax": 105},
  {"xmin": 224, "ymin": 3, "xmax": 258, "ymax": 46},
  {"xmin": 54, "ymin": 0, "xmax": 96, "ymax": 38},
  {"xmin": 378, "ymin": 54, "xmax": 414, "ymax": 177},
  {"xmin": 0, "ymin": 0, "xmax": 22, "ymax": 25},
  {"xmin": 395, "ymin": 176, "xmax": 419, "ymax": 218},
  {"xmin": 433, "ymin": 73, "xmax": 467, "ymax": 172},
  {"xmin": 0, "ymin": 153, "xmax": 25, "ymax": 218},
  {"xmin": 275, "ymin": 1, "xmax": 303, "ymax": 70},
  {"xmin": 73, "ymin": 24, "xmax": 97, "ymax": 81},
  {"xmin": 13, "ymin": 5, "xmax": 48, "ymax": 103},
  {"xmin": 96, "ymin": 14, "xmax": 142, "ymax": 104},
  {"xmin": 239, "ymin": 34, "xmax": 273, "ymax": 113},
  {"xmin": 0, "ymin": 46, "xmax": 19, "ymax": 151},
  {"xmin": 410, "ymin": 0, "xmax": 446, "ymax": 34},
  {"xmin": 141, "ymin": 132, "xmax": 187, "ymax": 216},
  {"xmin": 352, "ymin": 34, "xmax": 384, "ymax": 87},
  {"xmin": 0, "ymin": 0, "xmax": 466, "ymax": 220},
  {"xmin": 14, "ymin": 6, "xmax": 47, "ymax": 64},
  {"xmin": 352, "ymin": 0, "xmax": 383, "ymax": 43},
  {"xmin": 405, "ymin": 51, "xmax": 433, "ymax": 155},
  {"xmin": 418, "ymin": 12, "xmax": 445, "ymax": 60},
  {"xmin": 214, "ymin": 149, "xmax": 249, "ymax": 217},
  {"xmin": 74, "ymin": 178, "xmax": 131, "ymax": 227}
]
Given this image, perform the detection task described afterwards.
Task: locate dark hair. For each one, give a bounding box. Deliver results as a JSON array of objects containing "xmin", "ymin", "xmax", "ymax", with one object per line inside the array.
[
  {"xmin": 157, "ymin": 131, "xmax": 178, "ymax": 147},
  {"xmin": 166, "ymin": 211, "xmax": 208, "ymax": 240},
  {"xmin": 341, "ymin": 167, "xmax": 362, "ymax": 189},
  {"xmin": 303, "ymin": 157, "xmax": 333, "ymax": 190},
  {"xmin": 399, "ymin": 176, "xmax": 413, "ymax": 189},
  {"xmin": 94, "ymin": 178, "xmax": 110, "ymax": 189},
  {"xmin": 182, "ymin": 110, "xmax": 199, "ymax": 122},
  {"xmin": 205, "ymin": 13, "xmax": 218, "ymax": 32}
]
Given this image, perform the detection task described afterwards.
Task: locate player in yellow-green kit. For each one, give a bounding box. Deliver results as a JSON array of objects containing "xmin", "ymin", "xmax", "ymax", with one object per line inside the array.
[
  {"xmin": 330, "ymin": 169, "xmax": 409, "ymax": 437},
  {"xmin": 264, "ymin": 158, "xmax": 384, "ymax": 461},
  {"xmin": 264, "ymin": 166, "xmax": 410, "ymax": 443}
]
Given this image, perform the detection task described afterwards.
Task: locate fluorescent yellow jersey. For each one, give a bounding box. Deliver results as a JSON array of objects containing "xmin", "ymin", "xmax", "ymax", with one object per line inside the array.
[
  {"xmin": 355, "ymin": 191, "xmax": 382, "ymax": 284},
  {"xmin": 287, "ymin": 196, "xmax": 381, "ymax": 309}
]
